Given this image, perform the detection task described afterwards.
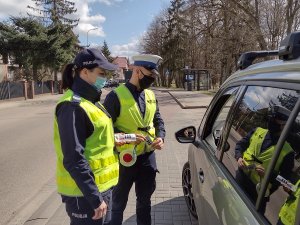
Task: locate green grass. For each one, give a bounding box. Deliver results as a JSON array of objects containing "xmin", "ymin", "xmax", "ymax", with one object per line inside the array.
[{"xmin": 199, "ymin": 90, "xmax": 217, "ymax": 96}]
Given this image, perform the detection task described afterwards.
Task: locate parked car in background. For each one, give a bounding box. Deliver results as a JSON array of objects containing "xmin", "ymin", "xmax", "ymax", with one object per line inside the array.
[
  {"xmin": 104, "ymin": 79, "xmax": 119, "ymax": 88},
  {"xmin": 110, "ymin": 80, "xmax": 119, "ymax": 87},
  {"xmin": 175, "ymin": 31, "xmax": 300, "ymax": 225}
]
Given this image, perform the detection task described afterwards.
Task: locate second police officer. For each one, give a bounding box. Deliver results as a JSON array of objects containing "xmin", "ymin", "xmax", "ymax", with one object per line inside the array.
[{"xmin": 104, "ymin": 54, "xmax": 166, "ymax": 225}]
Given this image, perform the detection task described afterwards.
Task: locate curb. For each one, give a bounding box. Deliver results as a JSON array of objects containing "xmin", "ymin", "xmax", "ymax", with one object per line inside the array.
[
  {"xmin": 0, "ymin": 94, "xmax": 61, "ymax": 110},
  {"xmin": 6, "ymin": 177, "xmax": 58, "ymax": 225},
  {"xmin": 167, "ymin": 91, "xmax": 208, "ymax": 109},
  {"xmin": 24, "ymin": 191, "xmax": 62, "ymax": 225}
]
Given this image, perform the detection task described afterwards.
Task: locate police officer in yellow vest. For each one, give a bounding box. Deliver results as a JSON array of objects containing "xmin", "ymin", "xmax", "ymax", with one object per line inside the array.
[
  {"xmin": 54, "ymin": 48, "xmax": 123, "ymax": 225},
  {"xmin": 278, "ymin": 179, "xmax": 300, "ymax": 225},
  {"xmin": 235, "ymin": 105, "xmax": 294, "ymax": 213},
  {"xmin": 104, "ymin": 54, "xmax": 166, "ymax": 225}
]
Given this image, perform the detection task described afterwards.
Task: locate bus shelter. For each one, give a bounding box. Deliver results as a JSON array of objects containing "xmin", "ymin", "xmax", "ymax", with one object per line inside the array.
[{"xmin": 182, "ymin": 68, "xmax": 211, "ymax": 91}]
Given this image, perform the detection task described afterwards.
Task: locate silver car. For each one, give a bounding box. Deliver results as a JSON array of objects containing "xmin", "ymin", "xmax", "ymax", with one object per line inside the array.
[{"xmin": 175, "ymin": 31, "xmax": 300, "ymax": 225}]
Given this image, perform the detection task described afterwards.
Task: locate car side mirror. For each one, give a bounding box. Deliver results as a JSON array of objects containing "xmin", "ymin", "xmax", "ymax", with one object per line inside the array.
[{"xmin": 175, "ymin": 126, "xmax": 196, "ymax": 143}]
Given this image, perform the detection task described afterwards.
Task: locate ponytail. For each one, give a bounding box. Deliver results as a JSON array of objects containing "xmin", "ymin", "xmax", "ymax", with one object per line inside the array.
[{"xmin": 62, "ymin": 63, "xmax": 78, "ymax": 90}]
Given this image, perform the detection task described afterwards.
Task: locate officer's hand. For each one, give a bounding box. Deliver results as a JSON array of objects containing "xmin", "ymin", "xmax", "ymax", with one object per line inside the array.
[
  {"xmin": 237, "ymin": 158, "xmax": 246, "ymax": 169},
  {"xmin": 282, "ymin": 185, "xmax": 291, "ymax": 193},
  {"xmin": 92, "ymin": 201, "xmax": 107, "ymax": 220},
  {"xmin": 115, "ymin": 133, "xmax": 126, "ymax": 146},
  {"xmin": 255, "ymin": 165, "xmax": 265, "ymax": 177},
  {"xmin": 134, "ymin": 133, "xmax": 146, "ymax": 145},
  {"xmin": 115, "ymin": 140, "xmax": 126, "ymax": 146},
  {"xmin": 151, "ymin": 137, "xmax": 164, "ymax": 150}
]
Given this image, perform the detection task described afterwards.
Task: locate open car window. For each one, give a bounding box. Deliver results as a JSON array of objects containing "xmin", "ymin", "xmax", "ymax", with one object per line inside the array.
[{"xmin": 203, "ymin": 87, "xmax": 239, "ymax": 151}]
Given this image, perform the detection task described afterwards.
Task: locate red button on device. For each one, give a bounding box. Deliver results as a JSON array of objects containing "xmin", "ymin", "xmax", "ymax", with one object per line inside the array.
[{"xmin": 123, "ymin": 153, "xmax": 133, "ymax": 162}]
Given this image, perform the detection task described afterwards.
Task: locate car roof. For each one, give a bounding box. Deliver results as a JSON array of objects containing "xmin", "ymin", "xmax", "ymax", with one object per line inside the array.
[{"xmin": 223, "ymin": 57, "xmax": 300, "ymax": 86}]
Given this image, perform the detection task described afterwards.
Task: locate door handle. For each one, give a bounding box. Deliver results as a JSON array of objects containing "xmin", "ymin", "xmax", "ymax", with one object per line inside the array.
[{"xmin": 198, "ymin": 168, "xmax": 204, "ymax": 183}]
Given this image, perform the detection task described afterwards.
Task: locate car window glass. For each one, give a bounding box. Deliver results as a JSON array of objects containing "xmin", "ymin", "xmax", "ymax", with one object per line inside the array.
[
  {"xmin": 268, "ymin": 111, "xmax": 300, "ymax": 225},
  {"xmin": 220, "ymin": 85, "xmax": 299, "ymax": 225},
  {"xmin": 204, "ymin": 87, "xmax": 238, "ymax": 149}
]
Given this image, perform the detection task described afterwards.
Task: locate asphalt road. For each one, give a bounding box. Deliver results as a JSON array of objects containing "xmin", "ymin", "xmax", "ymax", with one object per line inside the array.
[{"xmin": 0, "ymin": 95, "xmax": 60, "ymax": 225}]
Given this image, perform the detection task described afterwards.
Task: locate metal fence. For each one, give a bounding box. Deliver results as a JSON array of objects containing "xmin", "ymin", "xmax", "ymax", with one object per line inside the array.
[
  {"xmin": 0, "ymin": 80, "xmax": 60, "ymax": 100},
  {"xmin": 34, "ymin": 81, "xmax": 55, "ymax": 95},
  {"xmin": 0, "ymin": 81, "xmax": 24, "ymax": 100}
]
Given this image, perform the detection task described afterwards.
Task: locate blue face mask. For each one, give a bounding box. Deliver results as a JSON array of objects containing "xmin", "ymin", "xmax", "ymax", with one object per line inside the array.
[{"xmin": 93, "ymin": 76, "xmax": 107, "ymax": 91}]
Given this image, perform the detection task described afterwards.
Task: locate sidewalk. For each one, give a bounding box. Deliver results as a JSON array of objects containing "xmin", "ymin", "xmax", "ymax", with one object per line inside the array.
[
  {"xmin": 0, "ymin": 93, "xmax": 61, "ymax": 110},
  {"xmin": 4, "ymin": 88, "xmax": 213, "ymax": 225},
  {"xmin": 167, "ymin": 91, "xmax": 213, "ymax": 109},
  {"xmin": 151, "ymin": 87, "xmax": 214, "ymax": 109}
]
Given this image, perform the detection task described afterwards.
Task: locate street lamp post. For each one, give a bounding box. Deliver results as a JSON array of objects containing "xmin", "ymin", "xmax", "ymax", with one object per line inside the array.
[{"xmin": 86, "ymin": 27, "xmax": 98, "ymax": 47}]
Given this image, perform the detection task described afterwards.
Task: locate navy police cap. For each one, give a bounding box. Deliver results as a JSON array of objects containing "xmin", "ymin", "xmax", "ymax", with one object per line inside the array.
[{"xmin": 74, "ymin": 48, "xmax": 118, "ymax": 71}]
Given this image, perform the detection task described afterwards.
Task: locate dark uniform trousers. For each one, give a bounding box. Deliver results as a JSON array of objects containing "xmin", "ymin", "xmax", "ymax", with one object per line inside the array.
[
  {"xmin": 111, "ymin": 153, "xmax": 157, "ymax": 225},
  {"xmin": 63, "ymin": 188, "xmax": 112, "ymax": 225}
]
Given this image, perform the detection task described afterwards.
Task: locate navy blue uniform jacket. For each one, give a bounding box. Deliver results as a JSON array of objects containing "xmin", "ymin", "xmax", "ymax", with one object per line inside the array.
[{"xmin": 56, "ymin": 76, "xmax": 105, "ymax": 209}]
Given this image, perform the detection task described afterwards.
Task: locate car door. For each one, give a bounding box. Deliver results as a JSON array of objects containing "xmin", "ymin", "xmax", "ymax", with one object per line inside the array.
[
  {"xmin": 193, "ymin": 81, "xmax": 300, "ymax": 225},
  {"xmin": 192, "ymin": 85, "xmax": 266, "ymax": 225},
  {"xmin": 220, "ymin": 83, "xmax": 300, "ymax": 225}
]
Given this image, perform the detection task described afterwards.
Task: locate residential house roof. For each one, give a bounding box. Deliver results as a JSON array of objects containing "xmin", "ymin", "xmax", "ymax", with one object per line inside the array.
[{"xmin": 113, "ymin": 57, "xmax": 129, "ymax": 69}]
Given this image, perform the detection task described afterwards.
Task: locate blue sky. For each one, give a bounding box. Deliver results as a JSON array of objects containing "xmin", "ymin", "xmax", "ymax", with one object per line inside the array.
[{"xmin": 0, "ymin": 0, "xmax": 170, "ymax": 59}]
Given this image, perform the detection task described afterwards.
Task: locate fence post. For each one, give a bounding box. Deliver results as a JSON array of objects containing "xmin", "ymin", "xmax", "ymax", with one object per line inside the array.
[
  {"xmin": 58, "ymin": 80, "xmax": 63, "ymax": 94},
  {"xmin": 23, "ymin": 81, "xmax": 28, "ymax": 100},
  {"xmin": 8, "ymin": 81, "xmax": 11, "ymax": 99},
  {"xmin": 51, "ymin": 80, "xmax": 54, "ymax": 94},
  {"xmin": 26, "ymin": 80, "xmax": 35, "ymax": 99},
  {"xmin": 31, "ymin": 81, "xmax": 35, "ymax": 99},
  {"xmin": 24, "ymin": 80, "xmax": 35, "ymax": 99}
]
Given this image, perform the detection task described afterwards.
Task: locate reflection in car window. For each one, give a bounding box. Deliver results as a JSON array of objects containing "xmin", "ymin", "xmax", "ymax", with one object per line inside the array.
[
  {"xmin": 276, "ymin": 112, "xmax": 300, "ymax": 225},
  {"xmin": 221, "ymin": 85, "xmax": 299, "ymax": 224}
]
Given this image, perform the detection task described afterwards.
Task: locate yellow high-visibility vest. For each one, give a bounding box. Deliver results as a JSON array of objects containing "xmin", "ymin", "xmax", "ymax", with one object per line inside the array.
[
  {"xmin": 114, "ymin": 84, "xmax": 157, "ymax": 156},
  {"xmin": 279, "ymin": 180, "xmax": 300, "ymax": 225},
  {"xmin": 54, "ymin": 89, "xmax": 119, "ymax": 196},
  {"xmin": 242, "ymin": 127, "xmax": 293, "ymax": 188}
]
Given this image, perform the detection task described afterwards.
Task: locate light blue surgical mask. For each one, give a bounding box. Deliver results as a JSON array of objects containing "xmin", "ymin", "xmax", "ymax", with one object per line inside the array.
[{"xmin": 93, "ymin": 76, "xmax": 107, "ymax": 91}]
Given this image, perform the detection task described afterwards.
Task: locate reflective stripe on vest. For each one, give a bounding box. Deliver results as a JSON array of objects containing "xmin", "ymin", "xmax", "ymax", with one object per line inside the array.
[
  {"xmin": 242, "ymin": 127, "xmax": 293, "ymax": 186},
  {"xmin": 279, "ymin": 180, "xmax": 300, "ymax": 225},
  {"xmin": 114, "ymin": 84, "xmax": 156, "ymax": 156},
  {"xmin": 54, "ymin": 90, "xmax": 119, "ymax": 196}
]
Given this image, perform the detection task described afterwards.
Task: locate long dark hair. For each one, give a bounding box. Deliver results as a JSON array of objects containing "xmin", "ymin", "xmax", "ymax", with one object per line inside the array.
[
  {"xmin": 62, "ymin": 63, "xmax": 99, "ymax": 90},
  {"xmin": 62, "ymin": 63, "xmax": 80, "ymax": 90}
]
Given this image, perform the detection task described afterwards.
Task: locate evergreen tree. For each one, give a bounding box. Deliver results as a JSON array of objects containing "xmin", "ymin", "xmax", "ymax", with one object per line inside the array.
[
  {"xmin": 27, "ymin": 0, "xmax": 79, "ymax": 87},
  {"xmin": 46, "ymin": 22, "xmax": 78, "ymax": 71},
  {"xmin": 27, "ymin": 0, "xmax": 79, "ymax": 27},
  {"xmin": 101, "ymin": 40, "xmax": 113, "ymax": 62},
  {"xmin": 0, "ymin": 16, "xmax": 78, "ymax": 81},
  {"xmin": 0, "ymin": 17, "xmax": 48, "ymax": 81}
]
